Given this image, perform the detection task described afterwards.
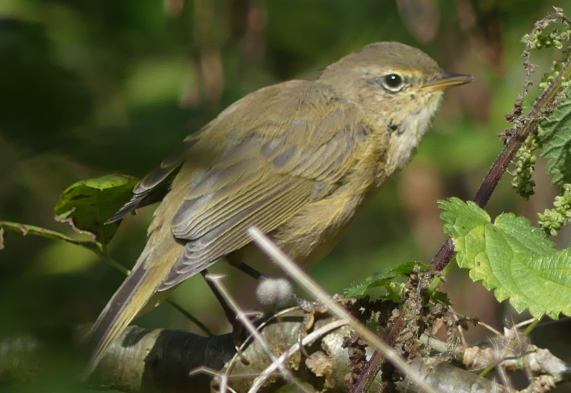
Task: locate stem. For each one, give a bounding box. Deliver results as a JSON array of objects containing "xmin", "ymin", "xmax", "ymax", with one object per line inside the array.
[
  {"xmin": 0, "ymin": 220, "xmax": 102, "ymax": 254},
  {"xmin": 249, "ymin": 228, "xmax": 438, "ymax": 393},
  {"xmin": 479, "ymin": 364, "xmax": 495, "ymax": 378},
  {"xmin": 355, "ymin": 17, "xmax": 571, "ymax": 392},
  {"xmin": 523, "ymin": 318, "xmax": 541, "ymax": 336},
  {"xmin": 165, "ymin": 299, "xmax": 214, "ymax": 336},
  {"xmin": 432, "ymin": 51, "xmax": 571, "ymax": 272},
  {"xmin": 349, "ymin": 316, "xmax": 404, "ymax": 393},
  {"xmin": 101, "ymin": 251, "xmax": 130, "ymax": 275}
]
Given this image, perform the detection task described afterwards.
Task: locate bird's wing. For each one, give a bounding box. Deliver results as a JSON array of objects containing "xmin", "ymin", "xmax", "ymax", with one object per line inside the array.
[
  {"xmin": 105, "ymin": 136, "xmax": 203, "ymax": 223},
  {"xmin": 157, "ymin": 80, "xmax": 370, "ymax": 290}
]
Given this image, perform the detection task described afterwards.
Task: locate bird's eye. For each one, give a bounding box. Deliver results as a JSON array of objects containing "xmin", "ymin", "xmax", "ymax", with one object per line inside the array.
[{"xmin": 381, "ymin": 73, "xmax": 404, "ymax": 92}]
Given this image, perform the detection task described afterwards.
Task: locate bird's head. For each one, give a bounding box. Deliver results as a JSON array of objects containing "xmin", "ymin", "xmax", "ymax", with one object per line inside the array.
[{"xmin": 320, "ymin": 41, "xmax": 472, "ymax": 171}]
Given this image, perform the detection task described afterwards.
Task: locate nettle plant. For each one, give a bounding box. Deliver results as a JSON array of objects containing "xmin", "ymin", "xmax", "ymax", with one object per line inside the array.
[
  {"xmin": 439, "ymin": 10, "xmax": 571, "ymax": 319},
  {"xmin": 1, "ymin": 8, "xmax": 571, "ymax": 393}
]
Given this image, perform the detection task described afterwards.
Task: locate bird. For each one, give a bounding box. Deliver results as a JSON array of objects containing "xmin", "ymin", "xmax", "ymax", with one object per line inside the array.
[{"xmin": 87, "ymin": 41, "xmax": 472, "ymax": 372}]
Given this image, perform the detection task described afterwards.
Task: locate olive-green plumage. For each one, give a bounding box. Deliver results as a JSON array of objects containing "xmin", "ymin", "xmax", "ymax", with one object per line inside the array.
[{"xmin": 87, "ymin": 42, "xmax": 471, "ymax": 372}]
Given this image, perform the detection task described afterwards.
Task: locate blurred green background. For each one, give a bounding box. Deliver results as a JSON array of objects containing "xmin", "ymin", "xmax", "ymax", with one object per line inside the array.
[{"xmin": 1, "ymin": 0, "xmax": 570, "ymax": 391}]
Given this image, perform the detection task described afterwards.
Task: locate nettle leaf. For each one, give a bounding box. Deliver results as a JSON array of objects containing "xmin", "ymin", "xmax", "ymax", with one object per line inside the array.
[
  {"xmin": 54, "ymin": 174, "xmax": 137, "ymax": 245},
  {"xmin": 343, "ymin": 261, "xmax": 431, "ymax": 302},
  {"xmin": 439, "ymin": 198, "xmax": 571, "ymax": 319},
  {"xmin": 540, "ymin": 97, "xmax": 571, "ymax": 185}
]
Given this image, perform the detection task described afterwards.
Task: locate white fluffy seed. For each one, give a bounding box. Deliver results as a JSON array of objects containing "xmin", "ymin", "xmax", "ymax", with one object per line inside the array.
[{"xmin": 256, "ymin": 277, "xmax": 294, "ymax": 308}]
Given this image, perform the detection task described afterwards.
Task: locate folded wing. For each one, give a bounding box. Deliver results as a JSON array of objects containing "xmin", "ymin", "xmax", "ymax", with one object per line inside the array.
[{"xmin": 157, "ymin": 80, "xmax": 369, "ymax": 290}]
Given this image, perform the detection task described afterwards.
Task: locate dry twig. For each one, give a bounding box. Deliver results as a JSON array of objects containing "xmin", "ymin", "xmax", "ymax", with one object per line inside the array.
[{"xmin": 248, "ymin": 227, "xmax": 438, "ymax": 393}]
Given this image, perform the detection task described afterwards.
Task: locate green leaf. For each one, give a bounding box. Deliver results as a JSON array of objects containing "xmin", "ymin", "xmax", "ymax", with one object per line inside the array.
[
  {"xmin": 540, "ymin": 98, "xmax": 571, "ymax": 185},
  {"xmin": 440, "ymin": 197, "xmax": 571, "ymax": 318},
  {"xmin": 54, "ymin": 175, "xmax": 137, "ymax": 245},
  {"xmin": 343, "ymin": 261, "xmax": 431, "ymax": 302}
]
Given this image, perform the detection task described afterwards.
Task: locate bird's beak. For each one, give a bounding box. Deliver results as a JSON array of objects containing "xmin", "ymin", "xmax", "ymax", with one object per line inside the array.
[{"xmin": 422, "ymin": 72, "xmax": 474, "ymax": 91}]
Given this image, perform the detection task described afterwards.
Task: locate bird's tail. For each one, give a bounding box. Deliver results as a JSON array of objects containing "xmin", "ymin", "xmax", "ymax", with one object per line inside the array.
[
  {"xmin": 85, "ymin": 229, "xmax": 182, "ymax": 375},
  {"xmin": 86, "ymin": 163, "xmax": 190, "ymax": 375}
]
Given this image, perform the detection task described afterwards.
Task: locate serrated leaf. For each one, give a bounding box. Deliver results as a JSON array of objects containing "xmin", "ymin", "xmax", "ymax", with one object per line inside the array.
[
  {"xmin": 438, "ymin": 198, "xmax": 490, "ymax": 238},
  {"xmin": 54, "ymin": 175, "xmax": 137, "ymax": 245},
  {"xmin": 540, "ymin": 98, "xmax": 571, "ymax": 185},
  {"xmin": 387, "ymin": 260, "xmax": 431, "ymax": 276},
  {"xmin": 343, "ymin": 261, "xmax": 430, "ymax": 302},
  {"xmin": 440, "ymin": 197, "xmax": 571, "ymax": 318}
]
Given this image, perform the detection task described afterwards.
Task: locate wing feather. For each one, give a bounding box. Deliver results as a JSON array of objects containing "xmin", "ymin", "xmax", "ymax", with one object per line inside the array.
[
  {"xmin": 105, "ymin": 135, "xmax": 203, "ymax": 223},
  {"xmin": 173, "ymin": 176, "xmax": 286, "ymax": 239},
  {"xmin": 159, "ymin": 178, "xmax": 312, "ymax": 289},
  {"xmin": 156, "ymin": 80, "xmax": 369, "ymax": 291}
]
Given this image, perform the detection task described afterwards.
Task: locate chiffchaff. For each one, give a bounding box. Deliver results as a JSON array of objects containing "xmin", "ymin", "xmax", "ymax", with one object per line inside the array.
[{"xmin": 87, "ymin": 41, "xmax": 472, "ymax": 372}]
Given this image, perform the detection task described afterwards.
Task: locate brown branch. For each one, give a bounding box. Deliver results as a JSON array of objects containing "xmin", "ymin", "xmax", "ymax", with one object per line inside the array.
[
  {"xmin": 0, "ymin": 328, "xmax": 235, "ymax": 393},
  {"xmin": 6, "ymin": 317, "xmax": 558, "ymax": 393},
  {"xmin": 432, "ymin": 19, "xmax": 571, "ymax": 271},
  {"xmin": 248, "ymin": 227, "xmax": 438, "ymax": 393},
  {"xmin": 3, "ymin": 319, "xmax": 567, "ymax": 392},
  {"xmin": 348, "ymin": 315, "xmax": 404, "ymax": 393},
  {"xmin": 92, "ymin": 327, "xmax": 235, "ymax": 392},
  {"xmin": 353, "ymin": 12, "xmax": 571, "ymax": 392},
  {"xmin": 0, "ymin": 220, "xmax": 102, "ymax": 254},
  {"xmin": 399, "ymin": 359, "xmax": 510, "ymax": 393}
]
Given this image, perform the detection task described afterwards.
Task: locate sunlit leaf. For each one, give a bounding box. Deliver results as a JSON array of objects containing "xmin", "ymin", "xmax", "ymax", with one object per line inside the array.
[
  {"xmin": 540, "ymin": 98, "xmax": 571, "ymax": 185},
  {"xmin": 440, "ymin": 197, "xmax": 571, "ymax": 318},
  {"xmin": 343, "ymin": 261, "xmax": 431, "ymax": 302},
  {"xmin": 54, "ymin": 175, "xmax": 137, "ymax": 245}
]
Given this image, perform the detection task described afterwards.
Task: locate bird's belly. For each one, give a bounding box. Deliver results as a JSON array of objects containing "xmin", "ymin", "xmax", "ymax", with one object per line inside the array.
[{"xmin": 234, "ymin": 189, "xmax": 363, "ymax": 267}]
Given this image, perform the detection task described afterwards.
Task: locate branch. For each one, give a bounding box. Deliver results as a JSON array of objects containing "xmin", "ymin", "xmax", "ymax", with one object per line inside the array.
[
  {"xmin": 0, "ymin": 328, "xmax": 235, "ymax": 392},
  {"xmin": 6, "ymin": 315, "xmax": 564, "ymax": 393},
  {"xmin": 0, "ymin": 221, "xmax": 102, "ymax": 254},
  {"xmin": 355, "ymin": 12, "xmax": 571, "ymax": 391},
  {"xmin": 399, "ymin": 359, "xmax": 511, "ymax": 393},
  {"xmin": 248, "ymin": 227, "xmax": 437, "ymax": 393},
  {"xmin": 432, "ymin": 13, "xmax": 571, "ymax": 272},
  {"xmin": 92, "ymin": 327, "xmax": 233, "ymax": 392}
]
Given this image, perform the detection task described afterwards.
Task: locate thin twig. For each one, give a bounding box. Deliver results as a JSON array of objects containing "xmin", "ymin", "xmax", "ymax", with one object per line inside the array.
[
  {"xmin": 189, "ymin": 367, "xmax": 237, "ymax": 393},
  {"xmin": 514, "ymin": 318, "xmax": 537, "ymax": 330},
  {"xmin": 248, "ymin": 227, "xmax": 438, "ymax": 393},
  {"xmin": 477, "ymin": 320, "xmax": 503, "ymax": 336},
  {"xmin": 248, "ymin": 319, "xmax": 348, "ymax": 392},
  {"xmin": 0, "ymin": 220, "xmax": 214, "ymax": 336},
  {"xmin": 165, "ymin": 299, "xmax": 214, "ymax": 336},
  {"xmin": 0, "ymin": 220, "xmax": 102, "ymax": 254},
  {"xmin": 497, "ymin": 364, "xmax": 515, "ymax": 392},
  {"xmin": 206, "ymin": 273, "xmax": 312, "ymax": 393},
  {"xmin": 232, "ymin": 306, "xmax": 301, "ymax": 357},
  {"xmin": 349, "ymin": 315, "xmax": 405, "ymax": 393},
  {"xmin": 523, "ymin": 319, "xmax": 541, "ymax": 336},
  {"xmin": 223, "ymin": 305, "xmax": 303, "ymax": 381},
  {"xmin": 432, "ymin": 32, "xmax": 571, "ymax": 272},
  {"xmin": 450, "ymin": 307, "xmax": 468, "ymax": 348}
]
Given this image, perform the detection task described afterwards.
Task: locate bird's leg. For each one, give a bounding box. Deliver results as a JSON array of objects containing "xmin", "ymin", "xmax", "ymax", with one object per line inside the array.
[
  {"xmin": 229, "ymin": 260, "xmax": 265, "ymax": 280},
  {"xmin": 200, "ymin": 269, "xmax": 238, "ymax": 329},
  {"xmin": 199, "ymin": 269, "xmax": 260, "ymax": 343}
]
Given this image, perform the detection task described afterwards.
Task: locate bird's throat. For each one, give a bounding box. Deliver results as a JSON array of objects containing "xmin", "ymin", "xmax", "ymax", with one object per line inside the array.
[{"xmin": 385, "ymin": 94, "xmax": 443, "ymax": 175}]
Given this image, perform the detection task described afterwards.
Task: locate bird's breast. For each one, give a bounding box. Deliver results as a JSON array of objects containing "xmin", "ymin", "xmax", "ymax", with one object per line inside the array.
[
  {"xmin": 236, "ymin": 164, "xmax": 378, "ymax": 267},
  {"xmin": 232, "ymin": 120, "xmax": 388, "ymax": 267}
]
